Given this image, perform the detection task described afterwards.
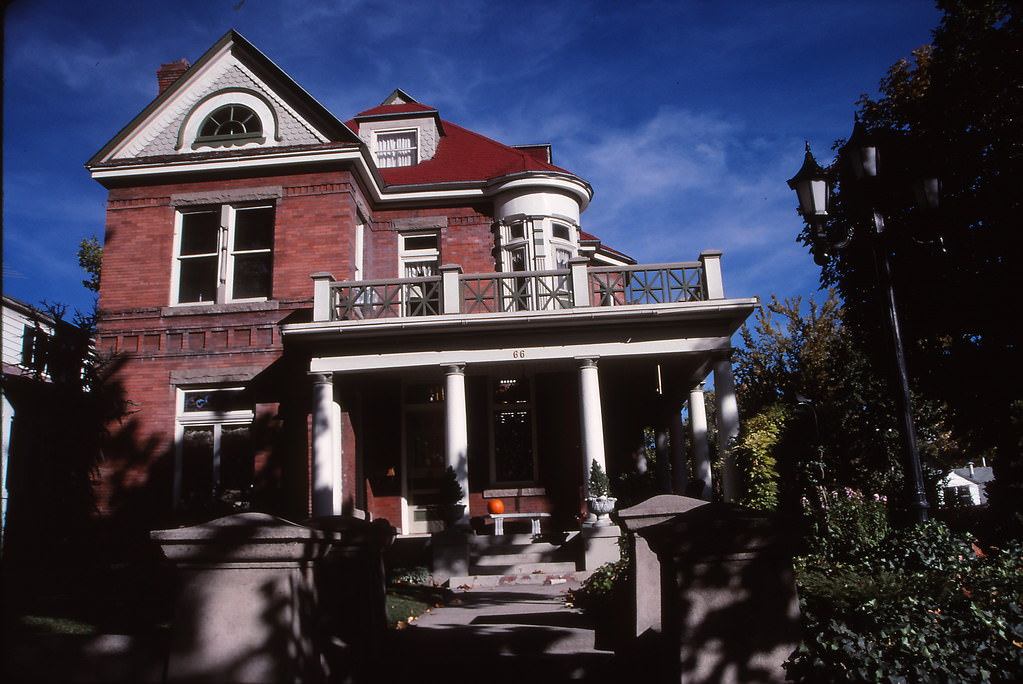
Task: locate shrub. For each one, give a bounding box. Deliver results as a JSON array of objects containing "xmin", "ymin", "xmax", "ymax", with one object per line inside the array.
[
  {"xmin": 588, "ymin": 459, "xmax": 610, "ymax": 498},
  {"xmin": 733, "ymin": 403, "xmax": 790, "ymax": 510},
  {"xmin": 787, "ymin": 521, "xmax": 1023, "ymax": 683},
  {"xmin": 565, "ymin": 557, "xmax": 630, "ymax": 622},
  {"xmin": 388, "ymin": 566, "xmax": 430, "ymax": 585}
]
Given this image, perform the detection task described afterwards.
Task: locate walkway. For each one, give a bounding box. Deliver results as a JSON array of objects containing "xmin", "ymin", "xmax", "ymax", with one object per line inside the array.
[{"xmin": 376, "ymin": 582, "xmax": 619, "ymax": 683}]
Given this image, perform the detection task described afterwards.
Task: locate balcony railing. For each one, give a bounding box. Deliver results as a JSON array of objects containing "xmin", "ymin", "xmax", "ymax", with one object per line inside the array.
[
  {"xmin": 331, "ymin": 276, "xmax": 441, "ymax": 320},
  {"xmin": 310, "ymin": 250, "xmax": 725, "ymax": 323},
  {"xmin": 461, "ymin": 269, "xmax": 573, "ymax": 314}
]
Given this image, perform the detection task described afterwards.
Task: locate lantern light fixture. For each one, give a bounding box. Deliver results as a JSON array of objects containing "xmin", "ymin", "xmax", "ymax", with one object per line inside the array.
[{"xmin": 786, "ymin": 142, "xmax": 830, "ymax": 219}]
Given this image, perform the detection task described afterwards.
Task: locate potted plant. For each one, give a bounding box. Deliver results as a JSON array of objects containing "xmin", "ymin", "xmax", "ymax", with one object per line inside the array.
[
  {"xmin": 438, "ymin": 465, "xmax": 466, "ymax": 527},
  {"xmin": 585, "ymin": 459, "xmax": 617, "ymax": 525}
]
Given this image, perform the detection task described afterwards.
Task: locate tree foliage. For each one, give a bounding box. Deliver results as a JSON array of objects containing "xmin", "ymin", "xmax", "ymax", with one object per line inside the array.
[
  {"xmin": 802, "ymin": 1, "xmax": 1022, "ymax": 532},
  {"xmin": 735, "ymin": 291, "xmax": 962, "ymax": 519},
  {"xmin": 736, "ymin": 291, "xmax": 899, "ymax": 503},
  {"xmin": 77, "ymin": 235, "xmax": 103, "ymax": 293}
]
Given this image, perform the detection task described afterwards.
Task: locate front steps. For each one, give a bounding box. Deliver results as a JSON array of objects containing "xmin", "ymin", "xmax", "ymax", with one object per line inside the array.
[{"xmin": 448, "ymin": 532, "xmax": 580, "ymax": 587}]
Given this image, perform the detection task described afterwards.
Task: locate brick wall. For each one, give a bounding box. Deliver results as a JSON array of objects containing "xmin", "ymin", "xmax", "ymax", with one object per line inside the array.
[{"xmin": 94, "ymin": 167, "xmax": 504, "ymax": 529}]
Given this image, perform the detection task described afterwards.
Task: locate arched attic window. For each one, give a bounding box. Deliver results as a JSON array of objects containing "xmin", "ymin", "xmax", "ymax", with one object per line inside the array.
[{"xmin": 196, "ymin": 105, "xmax": 264, "ymax": 147}]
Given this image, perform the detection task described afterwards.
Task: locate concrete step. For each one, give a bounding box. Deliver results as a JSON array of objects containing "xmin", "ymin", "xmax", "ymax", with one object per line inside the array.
[
  {"xmin": 450, "ymin": 563, "xmax": 580, "ymax": 588},
  {"xmin": 467, "ymin": 560, "xmax": 578, "ymax": 577},
  {"xmin": 473, "ymin": 550, "xmax": 566, "ymax": 566},
  {"xmin": 470, "ymin": 533, "xmax": 553, "ymax": 547}
]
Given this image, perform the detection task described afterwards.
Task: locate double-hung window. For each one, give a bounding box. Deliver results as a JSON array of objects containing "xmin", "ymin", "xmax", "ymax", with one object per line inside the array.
[
  {"xmin": 175, "ymin": 387, "xmax": 254, "ymax": 512},
  {"xmin": 376, "ymin": 130, "xmax": 418, "ymax": 168},
  {"xmin": 174, "ymin": 204, "xmax": 274, "ymax": 305}
]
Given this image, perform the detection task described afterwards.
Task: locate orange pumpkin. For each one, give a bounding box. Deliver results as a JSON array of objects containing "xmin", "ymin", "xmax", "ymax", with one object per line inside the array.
[{"xmin": 487, "ymin": 498, "xmax": 505, "ymax": 515}]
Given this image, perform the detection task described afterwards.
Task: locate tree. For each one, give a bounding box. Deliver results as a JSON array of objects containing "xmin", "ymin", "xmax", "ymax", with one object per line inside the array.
[
  {"xmin": 77, "ymin": 235, "xmax": 102, "ymax": 293},
  {"xmin": 734, "ymin": 291, "xmax": 960, "ymax": 518},
  {"xmin": 801, "ymin": 1, "xmax": 1022, "ymax": 533}
]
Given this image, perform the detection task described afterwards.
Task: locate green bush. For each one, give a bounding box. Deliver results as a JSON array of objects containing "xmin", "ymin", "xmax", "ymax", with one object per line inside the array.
[
  {"xmin": 733, "ymin": 403, "xmax": 790, "ymax": 510},
  {"xmin": 388, "ymin": 565, "xmax": 431, "ymax": 585},
  {"xmin": 565, "ymin": 556, "xmax": 630, "ymax": 622},
  {"xmin": 787, "ymin": 521, "xmax": 1023, "ymax": 683}
]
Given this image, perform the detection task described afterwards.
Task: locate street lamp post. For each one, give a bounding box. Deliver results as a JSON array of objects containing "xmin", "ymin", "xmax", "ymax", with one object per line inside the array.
[{"xmin": 787, "ymin": 122, "xmax": 932, "ymax": 524}]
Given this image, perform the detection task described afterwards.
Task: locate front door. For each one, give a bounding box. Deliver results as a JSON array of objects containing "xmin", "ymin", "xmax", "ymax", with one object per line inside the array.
[{"xmin": 402, "ymin": 383, "xmax": 445, "ymax": 534}]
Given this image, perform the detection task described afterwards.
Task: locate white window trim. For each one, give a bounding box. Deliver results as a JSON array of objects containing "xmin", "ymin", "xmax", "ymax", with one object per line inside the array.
[
  {"xmin": 354, "ymin": 218, "xmax": 366, "ymax": 281},
  {"xmin": 173, "ymin": 387, "xmax": 254, "ymax": 509},
  {"xmin": 398, "ymin": 231, "xmax": 440, "ymax": 278},
  {"xmin": 489, "ymin": 377, "xmax": 540, "ymax": 486},
  {"xmin": 170, "ymin": 203, "xmax": 274, "ymax": 306},
  {"xmin": 181, "ymin": 91, "xmax": 278, "ymax": 151},
  {"xmin": 374, "ymin": 128, "xmax": 419, "ymax": 168}
]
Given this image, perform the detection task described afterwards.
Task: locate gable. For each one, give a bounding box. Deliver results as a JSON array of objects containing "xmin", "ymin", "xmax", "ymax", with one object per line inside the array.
[
  {"xmin": 90, "ymin": 30, "xmax": 359, "ymax": 165},
  {"xmin": 121, "ymin": 59, "xmax": 323, "ymax": 158}
]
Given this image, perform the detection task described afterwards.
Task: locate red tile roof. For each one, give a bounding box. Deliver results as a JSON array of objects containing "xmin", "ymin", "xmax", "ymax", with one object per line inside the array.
[{"xmin": 345, "ymin": 112, "xmax": 575, "ymax": 186}]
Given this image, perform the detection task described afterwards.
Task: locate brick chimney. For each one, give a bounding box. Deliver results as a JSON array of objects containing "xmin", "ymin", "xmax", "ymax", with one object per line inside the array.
[{"xmin": 157, "ymin": 59, "xmax": 190, "ymax": 94}]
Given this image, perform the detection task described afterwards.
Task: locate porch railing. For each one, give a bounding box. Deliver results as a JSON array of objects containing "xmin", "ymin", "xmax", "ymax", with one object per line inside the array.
[{"xmin": 311, "ymin": 250, "xmax": 725, "ymax": 322}]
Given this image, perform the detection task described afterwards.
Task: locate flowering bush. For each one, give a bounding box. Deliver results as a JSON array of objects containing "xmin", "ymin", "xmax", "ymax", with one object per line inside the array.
[{"xmin": 802, "ymin": 485, "xmax": 890, "ymax": 563}]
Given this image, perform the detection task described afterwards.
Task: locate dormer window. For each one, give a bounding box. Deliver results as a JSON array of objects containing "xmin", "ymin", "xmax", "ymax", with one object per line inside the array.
[
  {"xmin": 196, "ymin": 105, "xmax": 264, "ymax": 147},
  {"xmin": 376, "ymin": 130, "xmax": 418, "ymax": 168}
]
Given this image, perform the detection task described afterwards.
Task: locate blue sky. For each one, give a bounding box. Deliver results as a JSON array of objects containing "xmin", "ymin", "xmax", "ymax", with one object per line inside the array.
[{"xmin": 2, "ymin": 0, "xmax": 941, "ymax": 317}]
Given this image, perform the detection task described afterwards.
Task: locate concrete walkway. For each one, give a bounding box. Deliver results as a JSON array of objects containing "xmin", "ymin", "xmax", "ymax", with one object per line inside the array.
[
  {"xmin": 376, "ymin": 581, "xmax": 619, "ymax": 683},
  {"xmin": 4, "ymin": 582, "xmax": 620, "ymax": 683}
]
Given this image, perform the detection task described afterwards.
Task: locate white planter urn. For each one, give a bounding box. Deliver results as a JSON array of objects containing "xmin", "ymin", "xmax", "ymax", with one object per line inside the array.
[{"xmin": 586, "ymin": 496, "xmax": 618, "ymax": 526}]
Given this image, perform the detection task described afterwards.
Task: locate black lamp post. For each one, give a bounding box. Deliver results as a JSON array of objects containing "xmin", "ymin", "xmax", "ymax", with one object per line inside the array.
[{"xmin": 787, "ymin": 122, "xmax": 932, "ymax": 524}]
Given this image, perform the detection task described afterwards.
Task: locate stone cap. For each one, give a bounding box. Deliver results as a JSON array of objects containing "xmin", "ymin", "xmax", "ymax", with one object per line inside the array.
[
  {"xmin": 633, "ymin": 503, "xmax": 793, "ymax": 560},
  {"xmin": 617, "ymin": 494, "xmax": 710, "ymax": 532},
  {"xmin": 151, "ymin": 512, "xmax": 341, "ymax": 563}
]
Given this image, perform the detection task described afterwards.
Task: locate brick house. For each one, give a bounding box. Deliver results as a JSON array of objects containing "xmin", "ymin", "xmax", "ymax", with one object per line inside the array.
[{"xmin": 86, "ymin": 30, "xmax": 757, "ymax": 538}]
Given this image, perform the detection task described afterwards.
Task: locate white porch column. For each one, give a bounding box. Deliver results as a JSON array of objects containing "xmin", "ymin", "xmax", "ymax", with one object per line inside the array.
[
  {"xmin": 578, "ymin": 358, "xmax": 607, "ymax": 495},
  {"xmin": 444, "ymin": 364, "xmax": 470, "ymax": 524},
  {"xmin": 311, "ymin": 372, "xmax": 341, "ymax": 517},
  {"xmin": 689, "ymin": 384, "xmax": 712, "ymax": 500},
  {"xmin": 670, "ymin": 409, "xmax": 688, "ymax": 495},
  {"xmin": 655, "ymin": 424, "xmax": 672, "ymax": 493},
  {"xmin": 715, "ymin": 356, "xmax": 741, "ymax": 502}
]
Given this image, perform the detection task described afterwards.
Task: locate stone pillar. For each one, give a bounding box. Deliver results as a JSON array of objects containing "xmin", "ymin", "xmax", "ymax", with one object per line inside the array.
[
  {"xmin": 578, "ymin": 357, "xmax": 607, "ymax": 495},
  {"xmin": 670, "ymin": 409, "xmax": 688, "ymax": 495},
  {"xmin": 444, "ymin": 364, "xmax": 469, "ymax": 524},
  {"xmin": 715, "ymin": 356, "xmax": 740, "ymax": 503},
  {"xmin": 152, "ymin": 513, "xmax": 339, "ymax": 683},
  {"xmin": 311, "ymin": 372, "xmax": 341, "ymax": 517},
  {"xmin": 618, "ymin": 495, "xmax": 710, "ymax": 639},
  {"xmin": 689, "ymin": 384, "xmax": 712, "ymax": 501}
]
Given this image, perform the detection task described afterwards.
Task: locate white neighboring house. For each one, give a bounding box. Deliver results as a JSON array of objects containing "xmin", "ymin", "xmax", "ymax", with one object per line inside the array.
[
  {"xmin": 1, "ymin": 294, "xmax": 90, "ymax": 555},
  {"xmin": 939, "ymin": 461, "xmax": 995, "ymax": 508},
  {"xmin": 2, "ymin": 294, "xmax": 58, "ymax": 552}
]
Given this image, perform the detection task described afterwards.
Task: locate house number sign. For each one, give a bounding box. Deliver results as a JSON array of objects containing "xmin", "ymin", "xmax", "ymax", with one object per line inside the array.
[{"xmin": 512, "ymin": 349, "xmax": 526, "ymax": 359}]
